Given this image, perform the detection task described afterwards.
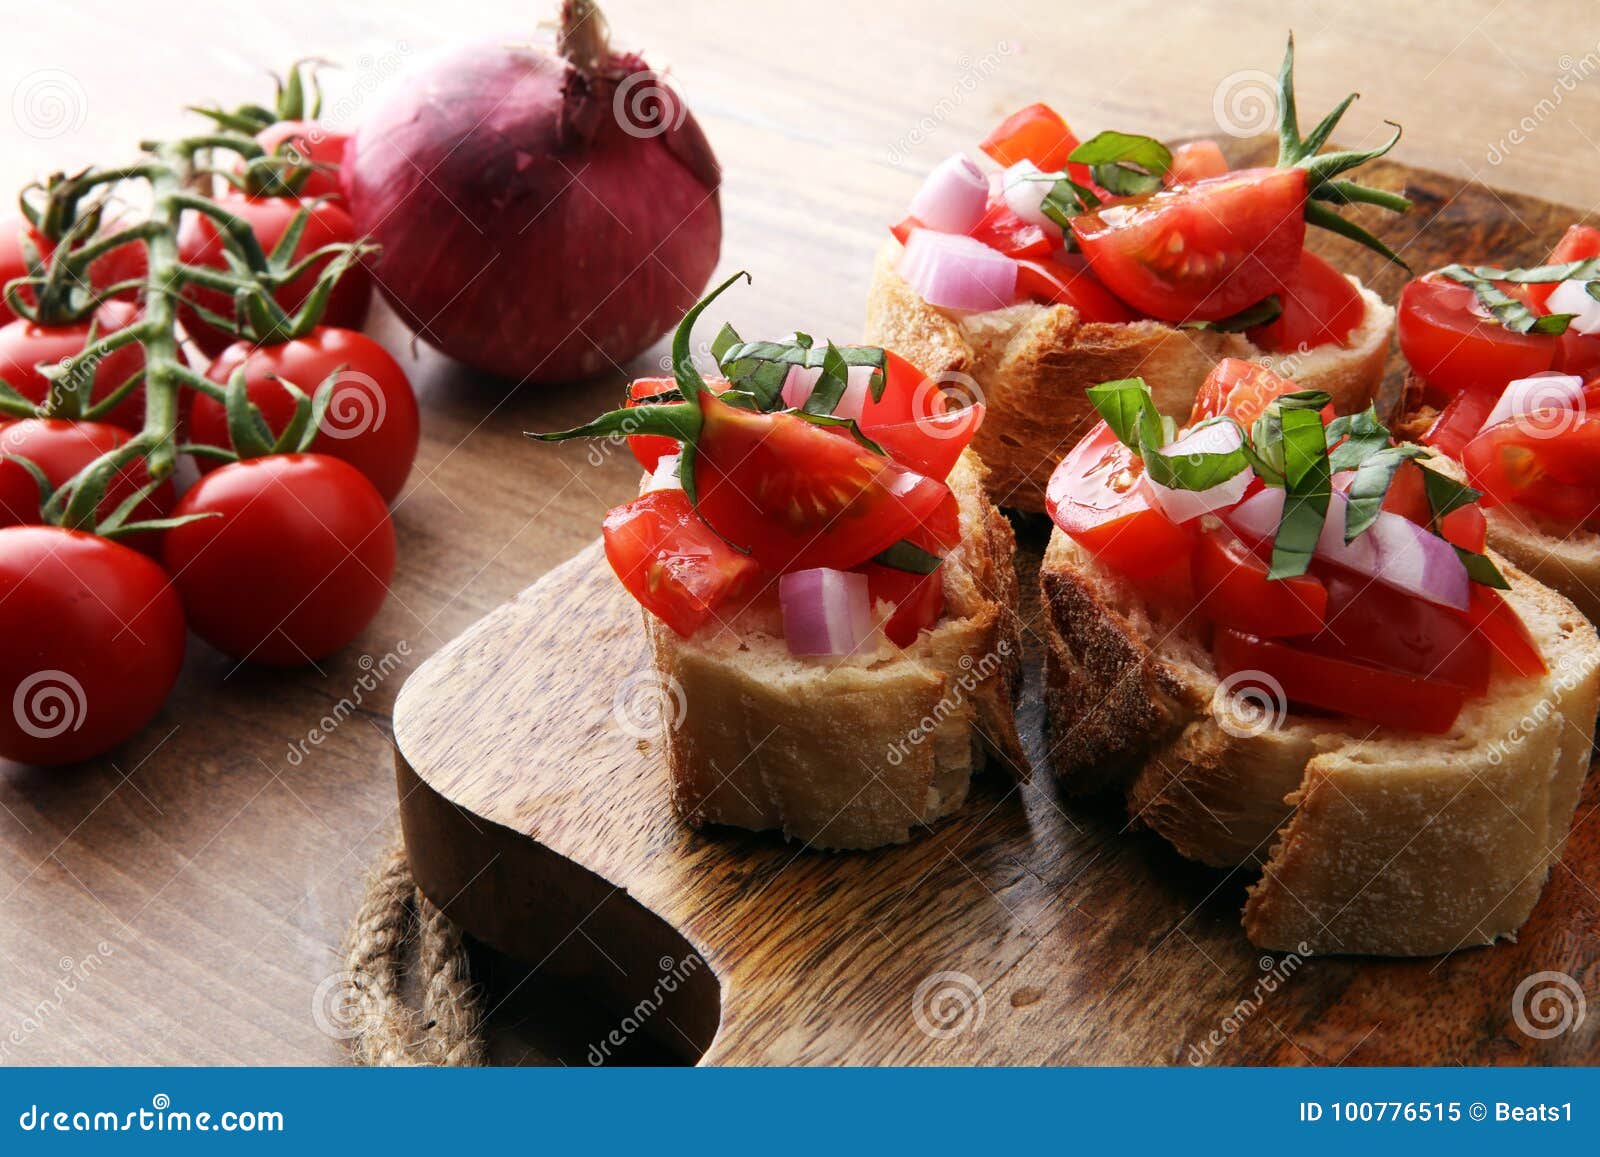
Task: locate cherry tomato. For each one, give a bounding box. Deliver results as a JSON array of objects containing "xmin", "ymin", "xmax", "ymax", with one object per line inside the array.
[
  {"xmin": 1166, "ymin": 140, "xmax": 1229, "ymax": 185},
  {"xmin": 0, "ymin": 419, "xmax": 174, "ymax": 549},
  {"xmin": 857, "ymin": 490, "xmax": 960, "ymax": 647},
  {"xmin": 980, "ymin": 104, "xmax": 1093, "ymax": 186},
  {"xmin": 1247, "ymin": 249, "xmax": 1366, "ymax": 351},
  {"xmin": 253, "ymin": 120, "xmax": 350, "ymax": 200},
  {"xmin": 1071, "ymin": 168, "xmax": 1309, "ymax": 322},
  {"xmin": 1015, "ymin": 255, "xmax": 1138, "ymax": 322},
  {"xmin": 1398, "ymin": 274, "xmax": 1557, "ymax": 398},
  {"xmin": 189, "ymin": 327, "xmax": 419, "ymax": 503},
  {"xmin": 1420, "ymin": 384, "xmax": 1500, "ymax": 459},
  {"xmin": 161, "ymin": 455, "xmax": 395, "ymax": 665},
  {"xmin": 889, "ymin": 215, "xmax": 922, "ymax": 247},
  {"xmin": 1377, "ymin": 459, "xmax": 1487, "ymax": 552},
  {"xmin": 1463, "ymin": 584, "xmax": 1546, "ymax": 678},
  {"xmin": 0, "ymin": 216, "xmax": 146, "ymax": 323},
  {"xmin": 1193, "ymin": 525, "xmax": 1326, "ymax": 636},
  {"xmin": 1213, "ymin": 627, "xmax": 1466, "ymax": 734},
  {"xmin": 1306, "ymin": 568, "xmax": 1489, "ymax": 694},
  {"xmin": 692, "ymin": 392, "xmax": 950, "ymax": 573},
  {"xmin": 1189, "ymin": 357, "xmax": 1332, "ymax": 428},
  {"xmin": 969, "ymin": 195, "xmax": 1056, "ymax": 261},
  {"xmin": 863, "ymin": 404, "xmax": 983, "ymax": 482},
  {"xmin": 0, "ymin": 301, "xmax": 147, "ymax": 430},
  {"xmin": 602, "ymin": 488, "xmax": 761, "ymax": 638},
  {"xmin": 177, "ymin": 193, "xmax": 371, "ymax": 356},
  {"xmin": 1461, "ymin": 413, "xmax": 1600, "ymax": 531},
  {"xmin": 1046, "ymin": 420, "xmax": 1195, "ymax": 579},
  {"xmin": 625, "ymin": 377, "xmax": 682, "ymax": 472},
  {"xmin": 0, "ymin": 526, "xmax": 185, "ymax": 766},
  {"xmin": 1522, "ymin": 224, "xmax": 1600, "ymax": 313}
]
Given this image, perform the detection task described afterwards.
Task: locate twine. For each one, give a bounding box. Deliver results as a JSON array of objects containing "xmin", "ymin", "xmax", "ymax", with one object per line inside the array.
[{"xmin": 340, "ymin": 842, "xmax": 487, "ymax": 1066}]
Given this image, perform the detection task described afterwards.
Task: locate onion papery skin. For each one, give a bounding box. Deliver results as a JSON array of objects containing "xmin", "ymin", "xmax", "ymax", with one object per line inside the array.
[{"xmin": 347, "ymin": 42, "xmax": 722, "ymax": 384}]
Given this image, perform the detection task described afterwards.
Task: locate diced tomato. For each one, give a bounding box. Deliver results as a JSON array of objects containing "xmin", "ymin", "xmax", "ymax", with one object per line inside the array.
[
  {"xmin": 1307, "ymin": 568, "xmax": 1490, "ymax": 695},
  {"xmin": 1398, "ymin": 274, "xmax": 1558, "ymax": 398},
  {"xmin": 692, "ymin": 392, "xmax": 951, "ymax": 573},
  {"xmin": 1463, "ymin": 584, "xmax": 1547, "ymax": 678},
  {"xmin": 1461, "ymin": 412, "xmax": 1600, "ymax": 531},
  {"xmin": 1045, "ymin": 421, "xmax": 1196, "ymax": 579},
  {"xmin": 1377, "ymin": 459, "xmax": 1487, "ymax": 552},
  {"xmin": 1166, "ymin": 140, "xmax": 1229, "ymax": 185},
  {"xmin": 602, "ymin": 489, "xmax": 762, "ymax": 637},
  {"xmin": 1247, "ymin": 249, "xmax": 1366, "ymax": 351},
  {"xmin": 1213, "ymin": 628, "xmax": 1467, "ymax": 734},
  {"xmin": 1189, "ymin": 357, "xmax": 1332, "ymax": 427},
  {"xmin": 1420, "ymin": 385, "xmax": 1500, "ymax": 459},
  {"xmin": 1523, "ymin": 224, "xmax": 1600, "ymax": 313},
  {"xmin": 1556, "ymin": 328, "xmax": 1600, "ymax": 379},
  {"xmin": 1070, "ymin": 167, "xmax": 1309, "ymax": 323},
  {"xmin": 980, "ymin": 104, "xmax": 1091, "ymax": 185},
  {"xmin": 890, "ymin": 215, "xmax": 922, "ymax": 246},
  {"xmin": 1015, "ymin": 255, "xmax": 1137, "ymax": 322},
  {"xmin": 1193, "ymin": 525, "xmax": 1326, "ymax": 636},
  {"xmin": 969, "ymin": 196, "xmax": 1055, "ymax": 260},
  {"xmin": 864, "ymin": 405, "xmax": 983, "ymax": 481},
  {"xmin": 856, "ymin": 490, "xmax": 960, "ymax": 648},
  {"xmin": 626, "ymin": 377, "xmax": 684, "ymax": 471}
]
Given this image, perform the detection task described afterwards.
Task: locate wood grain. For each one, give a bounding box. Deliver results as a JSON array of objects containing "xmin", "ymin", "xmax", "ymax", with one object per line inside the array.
[{"xmin": 5, "ymin": 0, "xmax": 1600, "ymax": 1065}]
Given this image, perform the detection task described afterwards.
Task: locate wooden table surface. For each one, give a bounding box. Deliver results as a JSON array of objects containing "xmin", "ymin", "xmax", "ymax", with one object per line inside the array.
[{"xmin": 3, "ymin": 0, "xmax": 1598, "ymax": 1066}]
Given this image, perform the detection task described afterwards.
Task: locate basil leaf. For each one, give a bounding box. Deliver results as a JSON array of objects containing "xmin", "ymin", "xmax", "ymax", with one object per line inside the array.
[
  {"xmin": 1069, "ymin": 131, "xmax": 1172, "ymax": 176},
  {"xmin": 787, "ymin": 409, "xmax": 886, "ymax": 456},
  {"xmin": 1141, "ymin": 427, "xmax": 1249, "ymax": 491},
  {"xmin": 673, "ymin": 271, "xmax": 750, "ymax": 401},
  {"xmin": 717, "ymin": 339, "xmax": 886, "ymax": 410},
  {"xmin": 1342, "ymin": 443, "xmax": 1428, "ymax": 541},
  {"xmin": 1417, "ymin": 461, "xmax": 1481, "ymax": 520},
  {"xmin": 803, "ymin": 342, "xmax": 851, "ymax": 416},
  {"xmin": 1085, "ymin": 377, "xmax": 1166, "ymax": 451},
  {"xmin": 1268, "ymin": 405, "xmax": 1333, "ymax": 579},
  {"xmin": 1437, "ymin": 264, "xmax": 1563, "ymax": 335},
  {"xmin": 1493, "ymin": 257, "xmax": 1600, "ymax": 285},
  {"xmin": 1325, "ymin": 405, "xmax": 1390, "ymax": 471},
  {"xmin": 872, "ymin": 540, "xmax": 944, "ymax": 574},
  {"xmin": 528, "ymin": 401, "xmax": 700, "ymax": 446},
  {"xmin": 1457, "ymin": 547, "xmax": 1510, "ymax": 590},
  {"xmin": 1092, "ymin": 164, "xmax": 1163, "ymax": 198},
  {"xmin": 1179, "ymin": 296, "xmax": 1282, "ymax": 332},
  {"xmin": 710, "ymin": 322, "xmax": 742, "ymax": 363}
]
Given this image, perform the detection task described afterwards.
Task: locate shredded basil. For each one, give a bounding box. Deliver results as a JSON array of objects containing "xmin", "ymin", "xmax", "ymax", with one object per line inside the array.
[
  {"xmin": 872, "ymin": 539, "xmax": 944, "ymax": 574},
  {"xmin": 1179, "ymin": 296, "xmax": 1282, "ymax": 333}
]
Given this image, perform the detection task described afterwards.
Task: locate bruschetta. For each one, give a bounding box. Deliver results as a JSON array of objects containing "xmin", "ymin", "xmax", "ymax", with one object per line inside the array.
[
  {"xmin": 864, "ymin": 37, "xmax": 1406, "ymax": 512},
  {"xmin": 534, "ymin": 275, "xmax": 1029, "ymax": 850},
  {"xmin": 1039, "ymin": 359, "xmax": 1600, "ymax": 955}
]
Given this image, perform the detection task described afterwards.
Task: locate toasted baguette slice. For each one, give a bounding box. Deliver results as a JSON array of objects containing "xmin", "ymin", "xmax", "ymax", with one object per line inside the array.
[
  {"xmin": 1041, "ymin": 528, "xmax": 1600, "ymax": 956},
  {"xmin": 865, "ymin": 241, "xmax": 1395, "ymax": 512},
  {"xmin": 1394, "ymin": 399, "xmax": 1600, "ymax": 624},
  {"xmin": 645, "ymin": 451, "xmax": 1029, "ymax": 851}
]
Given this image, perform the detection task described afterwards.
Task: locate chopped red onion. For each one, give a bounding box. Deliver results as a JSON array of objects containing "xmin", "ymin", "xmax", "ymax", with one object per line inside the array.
[
  {"xmin": 1001, "ymin": 160, "xmax": 1064, "ymax": 238},
  {"xmin": 1546, "ymin": 280, "xmax": 1600, "ymax": 335},
  {"xmin": 779, "ymin": 568, "xmax": 876, "ymax": 656},
  {"xmin": 644, "ymin": 453, "xmax": 682, "ymax": 492},
  {"xmin": 898, "ymin": 228, "xmax": 1018, "ymax": 312},
  {"xmin": 908, "ymin": 153, "xmax": 989, "ymax": 234},
  {"xmin": 780, "ymin": 363, "xmax": 876, "ymax": 420},
  {"xmin": 1481, "ymin": 371, "xmax": 1585, "ymax": 432},
  {"xmin": 1144, "ymin": 422, "xmax": 1250, "ymax": 523}
]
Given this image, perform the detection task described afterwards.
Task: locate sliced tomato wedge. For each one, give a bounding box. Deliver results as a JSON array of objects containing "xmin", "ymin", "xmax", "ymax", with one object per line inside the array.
[
  {"xmin": 1463, "ymin": 584, "xmax": 1547, "ymax": 678},
  {"xmin": 1071, "ymin": 167, "xmax": 1309, "ymax": 322},
  {"xmin": 1189, "ymin": 357, "xmax": 1332, "ymax": 427},
  {"xmin": 1420, "ymin": 384, "xmax": 1501, "ymax": 459},
  {"xmin": 890, "ymin": 215, "xmax": 923, "ymax": 246},
  {"xmin": 1378, "ymin": 459, "xmax": 1487, "ymax": 552},
  {"xmin": 1308, "ymin": 568, "xmax": 1490, "ymax": 695},
  {"xmin": 1398, "ymin": 274, "xmax": 1558, "ymax": 398},
  {"xmin": 1193, "ymin": 525, "xmax": 1326, "ymax": 637},
  {"xmin": 1046, "ymin": 421, "xmax": 1195, "ymax": 579},
  {"xmin": 857, "ymin": 491, "xmax": 960, "ymax": 648},
  {"xmin": 1247, "ymin": 249, "xmax": 1366, "ymax": 351},
  {"xmin": 969, "ymin": 196, "xmax": 1055, "ymax": 261},
  {"xmin": 864, "ymin": 404, "xmax": 983, "ymax": 481},
  {"xmin": 1523, "ymin": 224, "xmax": 1600, "ymax": 313},
  {"xmin": 1165, "ymin": 140, "xmax": 1229, "ymax": 185},
  {"xmin": 625, "ymin": 377, "xmax": 683, "ymax": 471},
  {"xmin": 1015, "ymin": 255, "xmax": 1137, "ymax": 322},
  {"xmin": 602, "ymin": 489, "xmax": 762, "ymax": 637},
  {"xmin": 1461, "ymin": 413, "xmax": 1600, "ymax": 530},
  {"xmin": 692, "ymin": 393, "xmax": 950, "ymax": 573},
  {"xmin": 1213, "ymin": 628, "xmax": 1467, "ymax": 734},
  {"xmin": 980, "ymin": 104, "xmax": 1091, "ymax": 185}
]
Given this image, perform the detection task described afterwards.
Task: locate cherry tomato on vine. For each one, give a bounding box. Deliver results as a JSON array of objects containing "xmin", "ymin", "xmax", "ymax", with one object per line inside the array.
[
  {"xmin": 0, "ymin": 526, "xmax": 186, "ymax": 766},
  {"xmin": 0, "ymin": 216, "xmax": 146, "ymax": 324},
  {"xmin": 161, "ymin": 454, "xmax": 395, "ymax": 666},
  {"xmin": 0, "ymin": 419, "xmax": 175, "ymax": 550},
  {"xmin": 189, "ymin": 327, "xmax": 419, "ymax": 503},
  {"xmin": 0, "ymin": 300, "xmax": 147, "ymax": 430},
  {"xmin": 176, "ymin": 193, "xmax": 371, "ymax": 355},
  {"xmin": 253, "ymin": 120, "xmax": 351, "ymax": 201}
]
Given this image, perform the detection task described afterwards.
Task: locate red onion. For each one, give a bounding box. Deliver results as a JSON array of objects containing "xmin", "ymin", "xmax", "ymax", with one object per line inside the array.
[
  {"xmin": 897, "ymin": 228, "xmax": 1018, "ymax": 312},
  {"xmin": 1001, "ymin": 161, "xmax": 1064, "ymax": 238},
  {"xmin": 908, "ymin": 153, "xmax": 988, "ymax": 234},
  {"xmin": 1481, "ymin": 371, "xmax": 1584, "ymax": 432},
  {"xmin": 779, "ymin": 568, "xmax": 875, "ymax": 656},
  {"xmin": 779, "ymin": 363, "xmax": 876, "ymax": 420},
  {"xmin": 1144, "ymin": 422, "xmax": 1251, "ymax": 523},
  {"xmin": 1547, "ymin": 280, "xmax": 1600, "ymax": 334},
  {"xmin": 345, "ymin": 0, "xmax": 721, "ymax": 383}
]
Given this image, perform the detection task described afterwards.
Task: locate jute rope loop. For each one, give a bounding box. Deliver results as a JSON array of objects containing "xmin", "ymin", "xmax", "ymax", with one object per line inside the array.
[{"xmin": 341, "ymin": 842, "xmax": 487, "ymax": 1066}]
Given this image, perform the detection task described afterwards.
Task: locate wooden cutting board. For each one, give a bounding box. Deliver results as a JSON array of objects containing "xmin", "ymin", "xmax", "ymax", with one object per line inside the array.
[{"xmin": 391, "ymin": 149, "xmax": 1600, "ymax": 1066}]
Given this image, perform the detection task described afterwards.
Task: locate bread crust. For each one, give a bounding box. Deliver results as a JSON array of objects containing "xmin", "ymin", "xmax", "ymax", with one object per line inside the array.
[
  {"xmin": 647, "ymin": 451, "xmax": 1029, "ymax": 851},
  {"xmin": 864, "ymin": 241, "xmax": 1395, "ymax": 512},
  {"xmin": 1041, "ymin": 526, "xmax": 1600, "ymax": 955}
]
